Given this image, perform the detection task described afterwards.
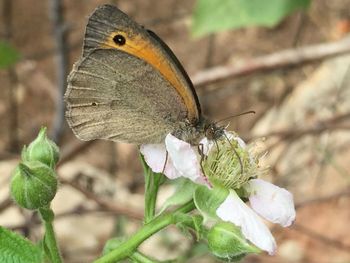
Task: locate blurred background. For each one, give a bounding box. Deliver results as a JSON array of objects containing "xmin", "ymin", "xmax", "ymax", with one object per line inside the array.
[{"xmin": 1, "ymin": 0, "xmax": 350, "ymax": 262}]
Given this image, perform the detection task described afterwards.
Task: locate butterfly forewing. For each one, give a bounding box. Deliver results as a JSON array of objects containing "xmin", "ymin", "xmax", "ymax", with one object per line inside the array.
[
  {"xmin": 82, "ymin": 4, "xmax": 201, "ymax": 122},
  {"xmin": 65, "ymin": 49, "xmax": 188, "ymax": 144}
]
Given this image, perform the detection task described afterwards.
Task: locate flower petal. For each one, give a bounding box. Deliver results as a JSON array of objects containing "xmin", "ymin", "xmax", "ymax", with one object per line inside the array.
[
  {"xmin": 165, "ymin": 134, "xmax": 209, "ymax": 186},
  {"xmin": 216, "ymin": 190, "xmax": 277, "ymax": 255},
  {"xmin": 233, "ymin": 136, "xmax": 246, "ymax": 149},
  {"xmin": 140, "ymin": 144, "xmax": 179, "ymax": 179},
  {"xmin": 198, "ymin": 137, "xmax": 214, "ymax": 156},
  {"xmin": 246, "ymin": 179, "xmax": 296, "ymax": 227}
]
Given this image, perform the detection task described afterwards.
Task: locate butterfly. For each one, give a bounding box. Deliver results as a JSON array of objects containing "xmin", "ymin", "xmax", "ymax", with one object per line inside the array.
[{"xmin": 65, "ymin": 4, "xmax": 224, "ymax": 145}]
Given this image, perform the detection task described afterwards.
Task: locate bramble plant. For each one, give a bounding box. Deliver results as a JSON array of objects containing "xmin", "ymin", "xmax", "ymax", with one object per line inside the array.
[
  {"xmin": 2, "ymin": 127, "xmax": 61, "ymax": 263},
  {"xmin": 1, "ymin": 0, "xmax": 306, "ymax": 260},
  {"xmin": 1, "ymin": 128, "xmax": 295, "ymax": 262}
]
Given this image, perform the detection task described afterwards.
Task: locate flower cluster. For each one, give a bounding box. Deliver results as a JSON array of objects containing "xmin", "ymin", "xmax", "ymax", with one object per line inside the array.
[{"xmin": 141, "ymin": 132, "xmax": 295, "ymax": 256}]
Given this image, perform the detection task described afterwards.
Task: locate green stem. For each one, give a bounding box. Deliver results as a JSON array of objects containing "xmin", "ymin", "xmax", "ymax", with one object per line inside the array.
[
  {"xmin": 129, "ymin": 251, "xmax": 160, "ymax": 263},
  {"xmin": 140, "ymin": 154, "xmax": 164, "ymax": 223},
  {"xmin": 94, "ymin": 200, "xmax": 195, "ymax": 263},
  {"xmin": 39, "ymin": 208, "xmax": 62, "ymax": 263}
]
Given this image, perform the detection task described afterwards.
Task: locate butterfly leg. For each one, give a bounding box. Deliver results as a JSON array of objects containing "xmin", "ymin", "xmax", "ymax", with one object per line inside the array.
[
  {"xmin": 223, "ymin": 133, "xmax": 244, "ymax": 175},
  {"xmin": 197, "ymin": 143, "xmax": 207, "ymax": 176},
  {"xmin": 161, "ymin": 150, "xmax": 169, "ymax": 174}
]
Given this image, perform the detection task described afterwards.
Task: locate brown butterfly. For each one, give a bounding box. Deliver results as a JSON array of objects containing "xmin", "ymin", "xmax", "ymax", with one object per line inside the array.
[{"xmin": 65, "ymin": 5, "xmax": 224, "ymax": 145}]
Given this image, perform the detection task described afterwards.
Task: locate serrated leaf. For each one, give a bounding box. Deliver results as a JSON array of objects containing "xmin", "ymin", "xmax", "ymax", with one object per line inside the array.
[
  {"xmin": 0, "ymin": 226, "xmax": 42, "ymax": 263},
  {"xmin": 194, "ymin": 186, "xmax": 228, "ymax": 221},
  {"xmin": 192, "ymin": 0, "xmax": 311, "ymax": 37},
  {"xmin": 159, "ymin": 178, "xmax": 197, "ymax": 214},
  {"xmin": 0, "ymin": 41, "xmax": 20, "ymax": 68}
]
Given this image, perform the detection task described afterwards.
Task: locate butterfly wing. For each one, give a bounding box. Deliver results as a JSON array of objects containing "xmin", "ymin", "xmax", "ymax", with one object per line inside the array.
[
  {"xmin": 65, "ymin": 48, "xmax": 188, "ymax": 144},
  {"xmin": 82, "ymin": 4, "xmax": 201, "ymax": 123}
]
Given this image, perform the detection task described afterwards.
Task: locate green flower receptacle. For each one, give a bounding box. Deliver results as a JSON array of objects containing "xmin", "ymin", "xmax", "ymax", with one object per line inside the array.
[{"xmin": 208, "ymin": 222, "xmax": 260, "ymax": 261}]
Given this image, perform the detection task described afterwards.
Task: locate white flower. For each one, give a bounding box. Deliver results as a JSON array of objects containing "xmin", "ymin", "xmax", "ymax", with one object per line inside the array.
[
  {"xmin": 216, "ymin": 182, "xmax": 296, "ymax": 255},
  {"xmin": 141, "ymin": 132, "xmax": 246, "ymax": 187},
  {"xmin": 140, "ymin": 133, "xmax": 210, "ymax": 186},
  {"xmin": 217, "ymin": 190, "xmax": 277, "ymax": 255},
  {"xmin": 246, "ymin": 179, "xmax": 295, "ymax": 227},
  {"xmin": 141, "ymin": 132, "xmax": 296, "ymax": 255}
]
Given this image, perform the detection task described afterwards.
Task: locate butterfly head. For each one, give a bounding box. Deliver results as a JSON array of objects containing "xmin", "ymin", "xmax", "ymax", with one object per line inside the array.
[{"xmin": 204, "ymin": 122, "xmax": 225, "ymax": 141}]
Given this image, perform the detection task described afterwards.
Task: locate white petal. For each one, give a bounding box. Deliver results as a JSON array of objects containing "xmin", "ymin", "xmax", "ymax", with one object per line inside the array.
[
  {"xmin": 217, "ymin": 190, "xmax": 277, "ymax": 255},
  {"xmin": 140, "ymin": 144, "xmax": 179, "ymax": 179},
  {"xmin": 234, "ymin": 136, "xmax": 246, "ymax": 149},
  {"xmin": 223, "ymin": 131, "xmax": 246, "ymax": 149},
  {"xmin": 247, "ymin": 179, "xmax": 296, "ymax": 227},
  {"xmin": 165, "ymin": 134, "xmax": 208, "ymax": 185}
]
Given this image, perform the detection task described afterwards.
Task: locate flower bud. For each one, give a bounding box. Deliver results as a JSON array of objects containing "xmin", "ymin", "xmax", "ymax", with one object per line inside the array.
[
  {"xmin": 10, "ymin": 161, "xmax": 58, "ymax": 210},
  {"xmin": 23, "ymin": 127, "xmax": 59, "ymax": 168},
  {"xmin": 208, "ymin": 222, "xmax": 260, "ymax": 261}
]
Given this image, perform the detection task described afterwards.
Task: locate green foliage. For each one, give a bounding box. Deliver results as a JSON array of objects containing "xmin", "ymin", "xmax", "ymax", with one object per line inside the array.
[
  {"xmin": 0, "ymin": 41, "xmax": 20, "ymax": 68},
  {"xmin": 208, "ymin": 222, "xmax": 260, "ymax": 261},
  {"xmin": 0, "ymin": 227, "xmax": 42, "ymax": 263},
  {"xmin": 174, "ymin": 213, "xmax": 205, "ymax": 240},
  {"xmin": 192, "ymin": 0, "xmax": 311, "ymax": 37},
  {"xmin": 159, "ymin": 178, "xmax": 197, "ymax": 214},
  {"xmin": 194, "ymin": 185, "xmax": 228, "ymax": 221}
]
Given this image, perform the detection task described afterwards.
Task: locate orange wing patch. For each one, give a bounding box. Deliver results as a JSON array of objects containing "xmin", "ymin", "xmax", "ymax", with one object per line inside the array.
[{"xmin": 100, "ymin": 31, "xmax": 199, "ymax": 123}]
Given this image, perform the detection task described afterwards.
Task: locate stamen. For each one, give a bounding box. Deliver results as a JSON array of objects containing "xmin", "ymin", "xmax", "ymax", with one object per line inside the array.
[
  {"xmin": 223, "ymin": 133, "xmax": 244, "ymax": 175},
  {"xmin": 202, "ymin": 134, "xmax": 259, "ymax": 190}
]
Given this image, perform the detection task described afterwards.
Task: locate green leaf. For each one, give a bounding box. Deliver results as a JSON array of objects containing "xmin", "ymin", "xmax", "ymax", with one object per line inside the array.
[
  {"xmin": 174, "ymin": 213, "xmax": 206, "ymax": 241},
  {"xmin": 192, "ymin": 214, "xmax": 206, "ymax": 240},
  {"xmin": 194, "ymin": 186, "xmax": 228, "ymax": 221},
  {"xmin": 0, "ymin": 226, "xmax": 42, "ymax": 263},
  {"xmin": 192, "ymin": 0, "xmax": 311, "ymax": 37},
  {"xmin": 159, "ymin": 178, "xmax": 197, "ymax": 214},
  {"xmin": 0, "ymin": 41, "xmax": 20, "ymax": 68}
]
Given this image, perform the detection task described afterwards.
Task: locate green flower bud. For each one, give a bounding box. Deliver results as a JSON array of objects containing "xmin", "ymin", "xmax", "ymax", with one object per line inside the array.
[
  {"xmin": 208, "ymin": 222, "xmax": 260, "ymax": 261},
  {"xmin": 10, "ymin": 161, "xmax": 58, "ymax": 210},
  {"xmin": 23, "ymin": 127, "xmax": 59, "ymax": 168}
]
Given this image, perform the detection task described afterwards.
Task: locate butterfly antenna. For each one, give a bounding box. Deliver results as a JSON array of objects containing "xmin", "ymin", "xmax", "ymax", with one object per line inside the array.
[{"xmin": 214, "ymin": 110, "xmax": 256, "ymax": 125}]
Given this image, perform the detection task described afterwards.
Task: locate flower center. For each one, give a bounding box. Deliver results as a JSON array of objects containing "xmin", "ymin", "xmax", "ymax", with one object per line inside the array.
[{"xmin": 202, "ymin": 136, "xmax": 258, "ymax": 189}]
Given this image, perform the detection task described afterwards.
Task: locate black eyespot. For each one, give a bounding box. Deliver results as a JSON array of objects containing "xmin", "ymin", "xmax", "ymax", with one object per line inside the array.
[
  {"xmin": 91, "ymin": 102, "xmax": 97, "ymax": 106},
  {"xmin": 113, "ymin": 34, "xmax": 126, "ymax": 46}
]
